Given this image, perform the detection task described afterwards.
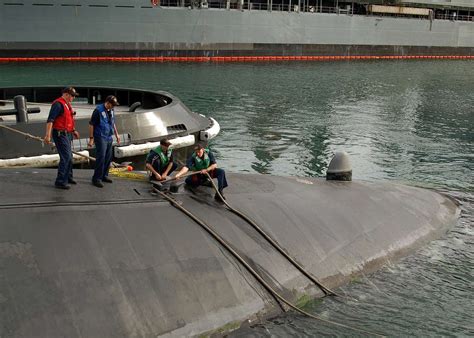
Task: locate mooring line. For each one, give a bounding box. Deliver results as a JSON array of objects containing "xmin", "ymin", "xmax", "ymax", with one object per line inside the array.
[
  {"xmin": 153, "ymin": 188, "xmax": 286, "ymax": 313},
  {"xmin": 0, "ymin": 123, "xmax": 47, "ymax": 144},
  {"xmin": 0, "ymin": 198, "xmax": 163, "ymax": 210},
  {"xmin": 0, "ymin": 123, "xmax": 128, "ymax": 167},
  {"xmin": 0, "ymin": 123, "xmax": 88, "ymax": 160},
  {"xmin": 203, "ymin": 174, "xmax": 444, "ymax": 311},
  {"xmin": 152, "ymin": 187, "xmax": 385, "ymax": 337},
  {"xmin": 204, "ymin": 173, "xmax": 341, "ymax": 297}
]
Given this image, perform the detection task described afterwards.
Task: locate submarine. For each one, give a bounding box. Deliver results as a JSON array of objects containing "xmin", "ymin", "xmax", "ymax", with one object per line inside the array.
[
  {"xmin": 0, "ymin": 151, "xmax": 460, "ymax": 337},
  {"xmin": 0, "ymin": 86, "xmax": 220, "ymax": 168}
]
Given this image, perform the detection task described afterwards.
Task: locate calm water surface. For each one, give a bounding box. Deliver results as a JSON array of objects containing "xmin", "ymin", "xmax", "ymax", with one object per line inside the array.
[{"xmin": 1, "ymin": 61, "xmax": 473, "ymax": 336}]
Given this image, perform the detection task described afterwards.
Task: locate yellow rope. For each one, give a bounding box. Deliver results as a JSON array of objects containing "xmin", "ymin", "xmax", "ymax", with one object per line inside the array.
[{"xmin": 108, "ymin": 168, "xmax": 148, "ymax": 181}]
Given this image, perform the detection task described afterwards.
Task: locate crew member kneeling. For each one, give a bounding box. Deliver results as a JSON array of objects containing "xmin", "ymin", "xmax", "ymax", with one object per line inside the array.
[
  {"xmin": 175, "ymin": 143, "xmax": 228, "ymax": 201},
  {"xmin": 145, "ymin": 139, "xmax": 177, "ymax": 181}
]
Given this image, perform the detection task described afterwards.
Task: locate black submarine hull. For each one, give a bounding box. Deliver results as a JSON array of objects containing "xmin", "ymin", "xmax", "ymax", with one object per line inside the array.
[{"xmin": 0, "ymin": 169, "xmax": 460, "ymax": 336}]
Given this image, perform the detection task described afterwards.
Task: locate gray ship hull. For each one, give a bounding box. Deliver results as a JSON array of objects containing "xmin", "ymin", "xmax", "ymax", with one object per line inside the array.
[
  {"xmin": 1, "ymin": 1, "xmax": 473, "ymax": 58},
  {"xmin": 0, "ymin": 169, "xmax": 460, "ymax": 336}
]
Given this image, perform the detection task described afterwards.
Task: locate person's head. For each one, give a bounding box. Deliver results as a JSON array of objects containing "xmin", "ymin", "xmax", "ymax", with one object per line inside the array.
[
  {"xmin": 104, "ymin": 95, "xmax": 119, "ymax": 109},
  {"xmin": 61, "ymin": 87, "xmax": 79, "ymax": 103},
  {"xmin": 194, "ymin": 143, "xmax": 205, "ymax": 157},
  {"xmin": 160, "ymin": 139, "xmax": 171, "ymax": 150}
]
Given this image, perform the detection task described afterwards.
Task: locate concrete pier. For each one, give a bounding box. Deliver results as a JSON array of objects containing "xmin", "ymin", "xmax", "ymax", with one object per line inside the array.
[{"xmin": 0, "ymin": 169, "xmax": 460, "ymax": 336}]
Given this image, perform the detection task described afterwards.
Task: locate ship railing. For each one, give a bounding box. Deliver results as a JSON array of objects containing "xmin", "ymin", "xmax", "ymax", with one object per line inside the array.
[
  {"xmin": 159, "ymin": 1, "xmax": 340, "ymax": 14},
  {"xmin": 157, "ymin": 1, "xmax": 474, "ymax": 23},
  {"xmin": 304, "ymin": 5, "xmax": 338, "ymax": 14},
  {"xmin": 435, "ymin": 13, "xmax": 474, "ymax": 22}
]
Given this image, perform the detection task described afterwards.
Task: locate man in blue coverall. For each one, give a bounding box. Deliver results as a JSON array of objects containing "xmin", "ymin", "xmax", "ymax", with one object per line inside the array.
[
  {"xmin": 87, "ymin": 95, "xmax": 120, "ymax": 188},
  {"xmin": 175, "ymin": 143, "xmax": 228, "ymax": 201}
]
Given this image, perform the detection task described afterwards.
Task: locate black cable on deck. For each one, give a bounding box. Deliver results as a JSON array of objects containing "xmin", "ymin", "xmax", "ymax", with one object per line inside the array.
[
  {"xmin": 0, "ymin": 198, "xmax": 163, "ymax": 210},
  {"xmin": 205, "ymin": 173, "xmax": 340, "ymax": 297},
  {"xmin": 152, "ymin": 187, "xmax": 384, "ymax": 337}
]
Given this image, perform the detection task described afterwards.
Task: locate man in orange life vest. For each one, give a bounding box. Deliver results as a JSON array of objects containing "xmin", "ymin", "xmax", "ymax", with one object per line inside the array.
[{"xmin": 43, "ymin": 87, "xmax": 80, "ymax": 190}]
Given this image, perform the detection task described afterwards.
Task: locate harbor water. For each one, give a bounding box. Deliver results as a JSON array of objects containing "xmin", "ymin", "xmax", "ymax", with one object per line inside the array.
[{"xmin": 0, "ymin": 60, "xmax": 472, "ymax": 336}]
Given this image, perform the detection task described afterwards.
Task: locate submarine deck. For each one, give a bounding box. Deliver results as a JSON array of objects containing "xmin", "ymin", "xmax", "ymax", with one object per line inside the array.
[{"xmin": 0, "ymin": 168, "xmax": 460, "ymax": 336}]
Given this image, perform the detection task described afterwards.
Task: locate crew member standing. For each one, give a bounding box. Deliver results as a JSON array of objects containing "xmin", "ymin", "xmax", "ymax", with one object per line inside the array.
[
  {"xmin": 44, "ymin": 87, "xmax": 80, "ymax": 190},
  {"xmin": 175, "ymin": 143, "xmax": 228, "ymax": 201},
  {"xmin": 88, "ymin": 95, "xmax": 120, "ymax": 188}
]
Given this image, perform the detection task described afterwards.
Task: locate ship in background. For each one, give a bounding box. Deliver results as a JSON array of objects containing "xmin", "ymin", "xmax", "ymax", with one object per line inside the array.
[{"xmin": 0, "ymin": 0, "xmax": 473, "ymax": 60}]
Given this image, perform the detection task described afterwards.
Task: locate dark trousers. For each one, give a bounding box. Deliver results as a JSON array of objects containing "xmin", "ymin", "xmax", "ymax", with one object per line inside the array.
[
  {"xmin": 186, "ymin": 168, "xmax": 228, "ymax": 192},
  {"xmin": 92, "ymin": 137, "xmax": 113, "ymax": 183},
  {"xmin": 149, "ymin": 162, "xmax": 178, "ymax": 180},
  {"xmin": 52, "ymin": 130, "xmax": 73, "ymax": 186}
]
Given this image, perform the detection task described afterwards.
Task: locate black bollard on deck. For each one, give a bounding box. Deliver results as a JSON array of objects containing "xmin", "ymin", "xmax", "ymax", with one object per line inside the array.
[{"xmin": 13, "ymin": 95, "xmax": 28, "ymax": 123}]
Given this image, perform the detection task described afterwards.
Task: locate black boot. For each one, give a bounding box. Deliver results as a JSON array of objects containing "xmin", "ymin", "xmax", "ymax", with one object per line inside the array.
[{"xmin": 92, "ymin": 180, "xmax": 104, "ymax": 188}]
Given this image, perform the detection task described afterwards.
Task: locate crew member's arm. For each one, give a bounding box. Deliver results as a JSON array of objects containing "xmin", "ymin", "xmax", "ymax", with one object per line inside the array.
[
  {"xmin": 175, "ymin": 154, "xmax": 193, "ymax": 179},
  {"xmin": 87, "ymin": 109, "xmax": 99, "ymax": 147},
  {"xmin": 161, "ymin": 153, "xmax": 174, "ymax": 179},
  {"xmin": 44, "ymin": 102, "xmax": 62, "ymax": 144},
  {"xmin": 72, "ymin": 112, "xmax": 80, "ymax": 139},
  {"xmin": 87, "ymin": 124, "xmax": 94, "ymax": 147},
  {"xmin": 72, "ymin": 107, "xmax": 80, "ymax": 139},
  {"xmin": 146, "ymin": 162, "xmax": 162, "ymax": 181},
  {"xmin": 72, "ymin": 129, "xmax": 80, "ymax": 139},
  {"xmin": 44, "ymin": 122, "xmax": 53, "ymax": 144},
  {"xmin": 174, "ymin": 166, "xmax": 189, "ymax": 179},
  {"xmin": 201, "ymin": 152, "xmax": 217, "ymax": 174},
  {"xmin": 145, "ymin": 151, "xmax": 162, "ymax": 181},
  {"xmin": 113, "ymin": 124, "xmax": 120, "ymax": 145}
]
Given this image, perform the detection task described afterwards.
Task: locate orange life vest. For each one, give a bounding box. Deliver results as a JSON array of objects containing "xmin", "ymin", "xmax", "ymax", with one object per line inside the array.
[{"xmin": 52, "ymin": 97, "xmax": 75, "ymax": 132}]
